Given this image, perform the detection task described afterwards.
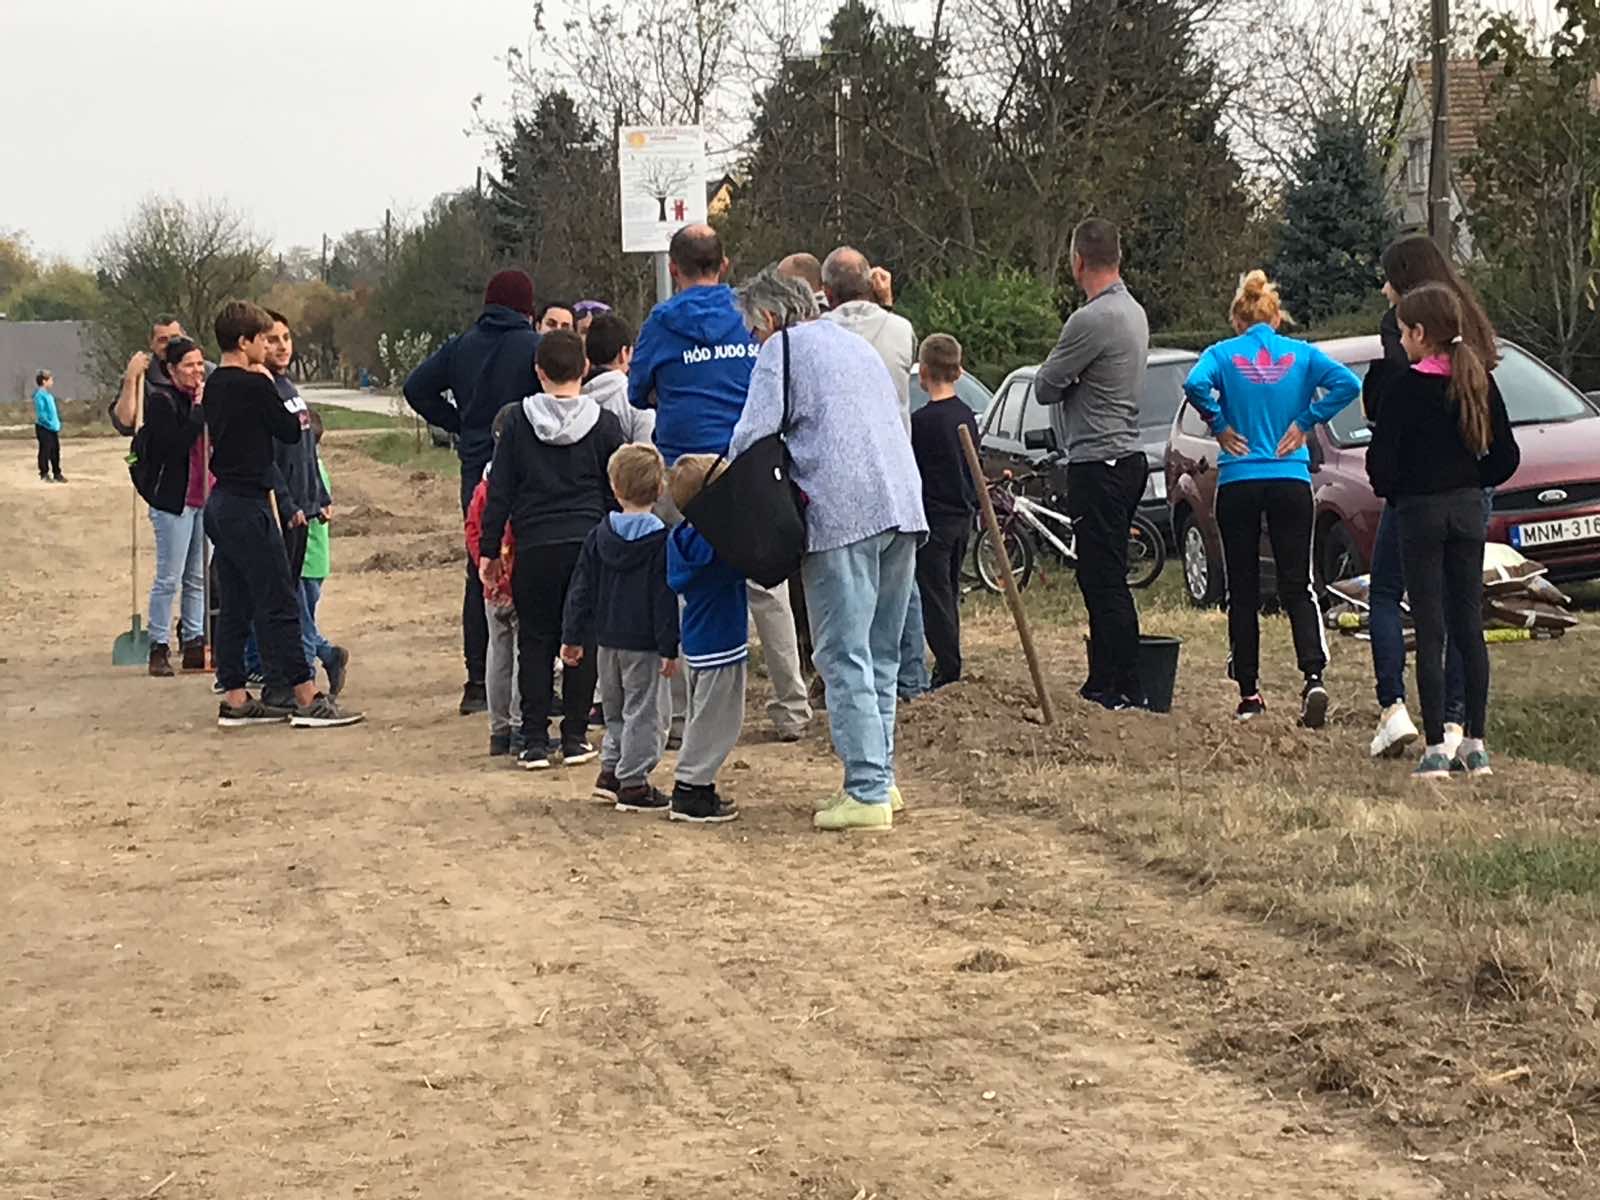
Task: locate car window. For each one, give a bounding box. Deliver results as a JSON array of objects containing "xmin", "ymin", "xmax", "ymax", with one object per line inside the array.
[
  {"xmin": 984, "ymin": 380, "xmax": 1027, "ymax": 444},
  {"xmin": 1141, "ymin": 363, "xmax": 1188, "ymax": 430},
  {"xmin": 956, "ymin": 372, "xmax": 994, "ymax": 417},
  {"xmin": 908, "ymin": 370, "xmax": 930, "ymax": 415},
  {"xmin": 1177, "ymin": 399, "xmax": 1212, "ymax": 439},
  {"xmin": 1020, "ymin": 382, "xmax": 1050, "ymax": 439},
  {"xmin": 1324, "ymin": 343, "xmax": 1598, "ymax": 448},
  {"xmin": 1493, "ymin": 344, "xmax": 1596, "ymax": 424}
]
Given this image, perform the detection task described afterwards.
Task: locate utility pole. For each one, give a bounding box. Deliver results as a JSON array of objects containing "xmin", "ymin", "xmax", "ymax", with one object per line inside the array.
[
  {"xmin": 320, "ymin": 233, "xmax": 329, "ymax": 283},
  {"xmin": 1427, "ymin": 0, "xmax": 1452, "ymax": 256},
  {"xmin": 383, "ymin": 208, "xmax": 393, "ymax": 273}
]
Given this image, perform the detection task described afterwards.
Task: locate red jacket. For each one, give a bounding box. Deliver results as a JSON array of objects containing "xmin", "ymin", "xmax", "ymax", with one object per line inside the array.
[{"xmin": 465, "ymin": 475, "xmax": 515, "ymax": 605}]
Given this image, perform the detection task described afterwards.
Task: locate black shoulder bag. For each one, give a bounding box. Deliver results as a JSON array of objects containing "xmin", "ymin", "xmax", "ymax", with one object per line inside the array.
[{"xmin": 681, "ymin": 327, "xmax": 808, "ymax": 588}]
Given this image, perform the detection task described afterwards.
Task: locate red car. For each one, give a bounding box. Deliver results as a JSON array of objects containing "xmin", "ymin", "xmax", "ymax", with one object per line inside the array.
[{"xmin": 1165, "ymin": 336, "xmax": 1600, "ymax": 606}]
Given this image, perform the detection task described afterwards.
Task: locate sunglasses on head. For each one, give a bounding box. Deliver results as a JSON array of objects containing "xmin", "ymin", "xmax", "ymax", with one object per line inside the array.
[{"xmin": 573, "ymin": 300, "xmax": 611, "ymax": 317}]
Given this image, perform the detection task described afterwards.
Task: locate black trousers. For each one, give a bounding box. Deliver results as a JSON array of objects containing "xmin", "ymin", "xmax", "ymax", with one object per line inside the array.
[
  {"xmin": 36, "ymin": 426, "xmax": 61, "ymax": 479},
  {"xmin": 1396, "ymin": 488, "xmax": 1489, "ymax": 745},
  {"xmin": 1214, "ymin": 478, "xmax": 1327, "ymax": 696},
  {"xmin": 1067, "ymin": 454, "xmax": 1147, "ymax": 700},
  {"xmin": 205, "ymin": 490, "xmax": 312, "ymax": 693},
  {"xmin": 460, "ymin": 463, "xmax": 490, "ymax": 686},
  {"xmin": 917, "ymin": 515, "xmax": 970, "ymax": 687},
  {"xmin": 512, "ymin": 541, "xmax": 596, "ymax": 747},
  {"xmin": 789, "ymin": 574, "xmax": 814, "ymax": 675}
]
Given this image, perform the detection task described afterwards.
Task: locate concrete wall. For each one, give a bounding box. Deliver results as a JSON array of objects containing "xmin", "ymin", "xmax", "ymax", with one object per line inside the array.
[{"xmin": 0, "ymin": 320, "xmax": 94, "ymax": 403}]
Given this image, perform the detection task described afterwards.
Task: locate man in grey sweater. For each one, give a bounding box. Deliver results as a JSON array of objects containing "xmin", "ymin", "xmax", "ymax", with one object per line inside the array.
[{"xmin": 1034, "ymin": 218, "xmax": 1151, "ymax": 709}]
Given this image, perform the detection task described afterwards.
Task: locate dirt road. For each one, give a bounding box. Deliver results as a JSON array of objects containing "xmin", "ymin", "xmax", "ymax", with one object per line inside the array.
[{"xmin": 2, "ymin": 436, "xmax": 1445, "ymax": 1199}]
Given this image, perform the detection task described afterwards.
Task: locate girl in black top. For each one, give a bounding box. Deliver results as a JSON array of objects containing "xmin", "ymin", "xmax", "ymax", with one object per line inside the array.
[{"xmin": 1365, "ymin": 284, "xmax": 1520, "ymax": 780}]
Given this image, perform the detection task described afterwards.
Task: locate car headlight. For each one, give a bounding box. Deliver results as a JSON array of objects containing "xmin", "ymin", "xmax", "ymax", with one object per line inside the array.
[{"xmin": 1144, "ymin": 470, "xmax": 1167, "ymax": 502}]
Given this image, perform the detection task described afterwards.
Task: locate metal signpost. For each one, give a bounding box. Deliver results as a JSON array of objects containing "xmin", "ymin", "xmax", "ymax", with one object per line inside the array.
[{"xmin": 617, "ymin": 125, "xmax": 708, "ymax": 304}]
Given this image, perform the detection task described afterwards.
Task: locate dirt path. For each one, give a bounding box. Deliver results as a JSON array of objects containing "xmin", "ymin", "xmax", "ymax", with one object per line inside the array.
[{"xmin": 2, "ymin": 437, "xmax": 1443, "ymax": 1199}]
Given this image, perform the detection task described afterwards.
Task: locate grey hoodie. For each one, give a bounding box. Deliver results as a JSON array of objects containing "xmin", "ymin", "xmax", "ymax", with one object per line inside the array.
[
  {"xmin": 582, "ymin": 370, "xmax": 655, "ymax": 444},
  {"xmin": 825, "ymin": 300, "xmax": 916, "ymax": 436},
  {"xmin": 522, "ymin": 392, "xmax": 600, "ymax": 445}
]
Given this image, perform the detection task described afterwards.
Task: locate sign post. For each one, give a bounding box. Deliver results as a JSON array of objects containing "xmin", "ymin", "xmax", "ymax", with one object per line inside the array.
[{"xmin": 618, "ymin": 125, "xmax": 708, "ymax": 305}]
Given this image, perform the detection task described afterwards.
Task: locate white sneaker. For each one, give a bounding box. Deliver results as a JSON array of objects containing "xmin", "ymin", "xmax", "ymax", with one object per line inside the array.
[
  {"xmin": 1442, "ymin": 723, "xmax": 1465, "ymax": 762},
  {"xmin": 1370, "ymin": 703, "xmax": 1420, "ymax": 759}
]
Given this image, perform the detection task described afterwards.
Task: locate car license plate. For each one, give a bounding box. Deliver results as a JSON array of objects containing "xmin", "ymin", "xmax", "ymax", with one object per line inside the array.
[{"xmin": 1510, "ymin": 514, "xmax": 1600, "ymax": 549}]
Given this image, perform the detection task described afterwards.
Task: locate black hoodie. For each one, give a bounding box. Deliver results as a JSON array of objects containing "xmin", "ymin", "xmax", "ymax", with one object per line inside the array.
[{"xmin": 562, "ymin": 513, "xmax": 679, "ymax": 658}]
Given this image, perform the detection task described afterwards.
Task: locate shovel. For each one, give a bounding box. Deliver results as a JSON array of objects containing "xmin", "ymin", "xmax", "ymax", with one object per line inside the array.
[{"xmin": 113, "ymin": 374, "xmax": 152, "ymax": 665}]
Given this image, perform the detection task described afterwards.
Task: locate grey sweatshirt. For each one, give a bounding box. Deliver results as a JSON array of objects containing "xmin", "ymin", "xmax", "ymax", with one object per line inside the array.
[
  {"xmin": 1034, "ymin": 280, "xmax": 1149, "ymax": 463},
  {"xmin": 583, "ymin": 370, "xmax": 655, "ymax": 444},
  {"xmin": 824, "ymin": 301, "xmax": 916, "ymax": 436}
]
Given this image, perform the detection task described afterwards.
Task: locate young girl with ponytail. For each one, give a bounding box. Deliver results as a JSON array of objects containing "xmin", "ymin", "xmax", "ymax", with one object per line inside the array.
[{"xmin": 1364, "ymin": 283, "xmax": 1520, "ymax": 780}]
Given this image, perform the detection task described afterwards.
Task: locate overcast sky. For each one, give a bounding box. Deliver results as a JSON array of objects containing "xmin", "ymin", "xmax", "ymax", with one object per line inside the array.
[
  {"xmin": 2, "ymin": 0, "xmax": 1555, "ymax": 267},
  {"xmin": 2, "ymin": 0, "xmax": 532, "ymax": 264}
]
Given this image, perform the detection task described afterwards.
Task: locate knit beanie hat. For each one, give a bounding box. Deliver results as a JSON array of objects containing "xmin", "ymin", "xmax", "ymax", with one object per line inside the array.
[{"xmin": 483, "ymin": 269, "xmax": 536, "ymax": 316}]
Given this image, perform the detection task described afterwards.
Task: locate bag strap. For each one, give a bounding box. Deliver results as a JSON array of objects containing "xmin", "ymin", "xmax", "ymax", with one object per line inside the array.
[{"xmin": 780, "ymin": 325, "xmax": 793, "ymax": 437}]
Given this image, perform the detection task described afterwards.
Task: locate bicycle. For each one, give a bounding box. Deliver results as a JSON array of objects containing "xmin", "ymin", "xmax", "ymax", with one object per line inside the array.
[{"xmin": 969, "ymin": 462, "xmax": 1166, "ymax": 595}]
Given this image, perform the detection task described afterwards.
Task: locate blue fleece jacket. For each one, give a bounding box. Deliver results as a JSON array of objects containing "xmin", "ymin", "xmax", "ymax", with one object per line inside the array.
[
  {"xmin": 34, "ymin": 387, "xmax": 60, "ymax": 433},
  {"xmin": 628, "ymin": 285, "xmax": 757, "ymax": 464},
  {"xmin": 666, "ymin": 522, "xmax": 748, "ymax": 671},
  {"xmin": 1182, "ymin": 324, "xmax": 1361, "ymax": 485}
]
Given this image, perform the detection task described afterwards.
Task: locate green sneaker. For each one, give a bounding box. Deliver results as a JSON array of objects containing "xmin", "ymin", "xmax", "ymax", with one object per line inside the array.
[
  {"xmin": 889, "ymin": 784, "xmax": 905, "ymax": 814},
  {"xmin": 1412, "ymin": 751, "xmax": 1453, "ymax": 781},
  {"xmin": 1455, "ymin": 749, "xmax": 1493, "ymax": 778},
  {"xmin": 813, "ymin": 796, "xmax": 893, "ymax": 832},
  {"xmin": 813, "ymin": 791, "xmax": 847, "ymax": 813}
]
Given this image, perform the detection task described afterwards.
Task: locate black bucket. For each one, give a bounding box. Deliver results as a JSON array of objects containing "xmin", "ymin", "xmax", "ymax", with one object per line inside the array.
[{"xmin": 1137, "ymin": 635, "xmax": 1182, "ymax": 714}]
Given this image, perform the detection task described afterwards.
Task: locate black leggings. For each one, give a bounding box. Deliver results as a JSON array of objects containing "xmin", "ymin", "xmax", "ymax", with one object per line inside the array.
[
  {"xmin": 36, "ymin": 426, "xmax": 61, "ymax": 479},
  {"xmin": 1215, "ymin": 478, "xmax": 1327, "ymax": 696},
  {"xmin": 1395, "ymin": 489, "xmax": 1489, "ymax": 745}
]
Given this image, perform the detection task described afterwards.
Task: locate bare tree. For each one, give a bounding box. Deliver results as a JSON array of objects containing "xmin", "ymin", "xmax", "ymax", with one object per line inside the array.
[
  {"xmin": 633, "ymin": 159, "xmax": 695, "ymax": 222},
  {"xmin": 90, "ymin": 196, "xmax": 268, "ymax": 382}
]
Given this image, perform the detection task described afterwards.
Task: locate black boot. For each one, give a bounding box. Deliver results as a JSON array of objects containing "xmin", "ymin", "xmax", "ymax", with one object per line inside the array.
[{"xmin": 459, "ymin": 680, "xmax": 487, "ymax": 716}]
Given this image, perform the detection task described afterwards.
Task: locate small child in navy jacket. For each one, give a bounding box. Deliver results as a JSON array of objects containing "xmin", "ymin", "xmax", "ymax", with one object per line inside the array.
[
  {"xmin": 561, "ymin": 443, "xmax": 680, "ymax": 813},
  {"xmin": 665, "ymin": 455, "xmax": 746, "ymax": 825}
]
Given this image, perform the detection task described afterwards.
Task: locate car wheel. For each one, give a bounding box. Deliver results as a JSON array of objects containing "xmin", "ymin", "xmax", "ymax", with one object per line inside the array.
[
  {"xmin": 1180, "ymin": 513, "xmax": 1223, "ymax": 608},
  {"xmin": 1317, "ymin": 519, "xmax": 1362, "ymax": 593}
]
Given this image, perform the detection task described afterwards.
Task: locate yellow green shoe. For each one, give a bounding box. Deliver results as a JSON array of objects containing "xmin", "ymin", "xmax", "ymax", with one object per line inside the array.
[
  {"xmin": 813, "ymin": 796, "xmax": 893, "ymax": 832},
  {"xmin": 889, "ymin": 784, "xmax": 905, "ymax": 814},
  {"xmin": 813, "ymin": 791, "xmax": 847, "ymax": 813}
]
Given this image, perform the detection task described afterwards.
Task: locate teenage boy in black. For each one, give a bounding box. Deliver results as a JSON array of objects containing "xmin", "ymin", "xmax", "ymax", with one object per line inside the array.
[
  {"xmin": 478, "ymin": 330, "xmax": 626, "ymax": 768},
  {"xmin": 204, "ymin": 300, "xmax": 362, "ymax": 730},
  {"xmin": 910, "ymin": 334, "xmax": 979, "ymax": 688}
]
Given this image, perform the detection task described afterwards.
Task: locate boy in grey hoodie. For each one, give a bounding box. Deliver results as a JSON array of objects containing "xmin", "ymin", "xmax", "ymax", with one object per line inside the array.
[
  {"xmin": 581, "ymin": 313, "xmax": 655, "ymax": 444},
  {"xmin": 479, "ymin": 331, "xmax": 627, "ymax": 769}
]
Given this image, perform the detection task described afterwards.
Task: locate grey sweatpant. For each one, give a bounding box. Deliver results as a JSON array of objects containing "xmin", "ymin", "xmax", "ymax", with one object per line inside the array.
[
  {"xmin": 675, "ymin": 661, "xmax": 747, "ymax": 787},
  {"xmin": 597, "ymin": 646, "xmax": 668, "ymax": 786},
  {"xmin": 485, "ymin": 598, "xmax": 521, "ymax": 737}
]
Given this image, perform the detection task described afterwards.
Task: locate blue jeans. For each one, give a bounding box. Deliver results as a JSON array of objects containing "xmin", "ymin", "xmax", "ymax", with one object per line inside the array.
[
  {"xmin": 299, "ymin": 578, "xmax": 337, "ymax": 669},
  {"xmin": 1369, "ymin": 489, "xmax": 1493, "ymax": 721},
  {"xmin": 148, "ymin": 505, "xmax": 206, "ymax": 647},
  {"xmin": 897, "ymin": 582, "xmax": 931, "ymax": 698},
  {"xmin": 802, "ymin": 530, "xmax": 919, "ymax": 805}
]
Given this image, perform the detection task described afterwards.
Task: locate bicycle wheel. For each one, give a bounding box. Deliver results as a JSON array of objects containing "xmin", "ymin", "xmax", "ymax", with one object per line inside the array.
[
  {"xmin": 1125, "ymin": 514, "xmax": 1167, "ymax": 589},
  {"xmin": 973, "ymin": 523, "xmax": 1035, "ymax": 594}
]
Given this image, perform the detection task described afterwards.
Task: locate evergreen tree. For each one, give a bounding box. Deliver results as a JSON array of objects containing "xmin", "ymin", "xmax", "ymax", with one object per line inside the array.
[{"xmin": 1272, "ymin": 115, "xmax": 1391, "ymax": 323}]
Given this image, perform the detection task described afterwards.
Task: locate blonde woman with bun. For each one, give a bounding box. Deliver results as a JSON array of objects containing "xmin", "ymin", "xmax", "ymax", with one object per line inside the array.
[{"xmin": 1181, "ymin": 271, "xmax": 1361, "ymax": 726}]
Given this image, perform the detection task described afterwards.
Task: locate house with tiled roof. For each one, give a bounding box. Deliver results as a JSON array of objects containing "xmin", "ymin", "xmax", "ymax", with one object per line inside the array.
[{"xmin": 1383, "ymin": 58, "xmax": 1498, "ymax": 258}]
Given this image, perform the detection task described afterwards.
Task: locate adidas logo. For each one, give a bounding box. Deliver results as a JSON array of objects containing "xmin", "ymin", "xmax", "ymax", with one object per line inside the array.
[{"xmin": 1233, "ymin": 347, "xmax": 1296, "ymax": 385}]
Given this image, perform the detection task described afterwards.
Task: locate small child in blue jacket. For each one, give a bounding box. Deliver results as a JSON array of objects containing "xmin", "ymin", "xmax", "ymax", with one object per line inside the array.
[{"xmin": 665, "ymin": 454, "xmax": 746, "ymax": 825}]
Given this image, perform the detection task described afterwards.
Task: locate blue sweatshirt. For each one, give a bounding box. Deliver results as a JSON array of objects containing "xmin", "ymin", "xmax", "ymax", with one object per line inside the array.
[
  {"xmin": 34, "ymin": 387, "xmax": 61, "ymax": 433},
  {"xmin": 628, "ymin": 285, "xmax": 757, "ymax": 464},
  {"xmin": 1181, "ymin": 325, "xmax": 1361, "ymax": 485},
  {"xmin": 666, "ymin": 522, "xmax": 748, "ymax": 671}
]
